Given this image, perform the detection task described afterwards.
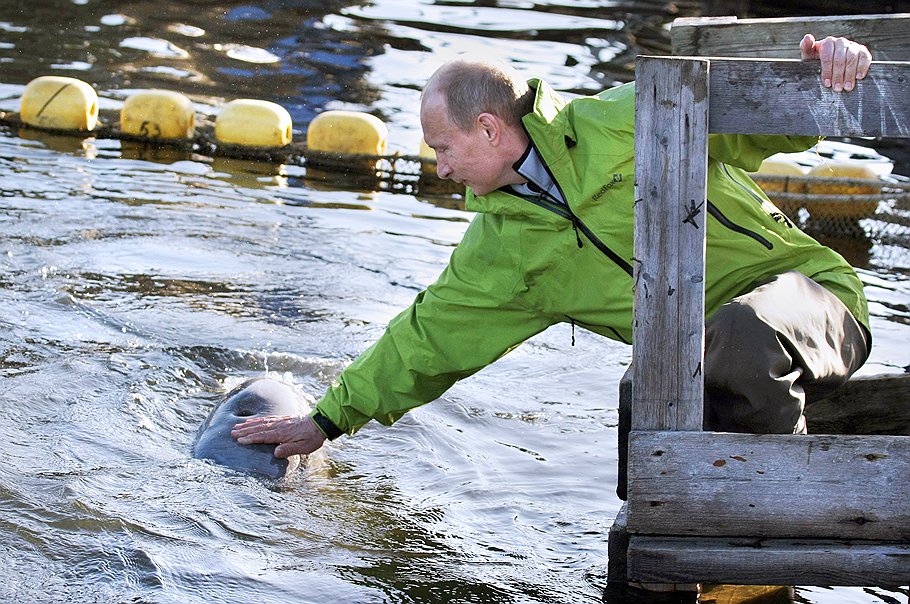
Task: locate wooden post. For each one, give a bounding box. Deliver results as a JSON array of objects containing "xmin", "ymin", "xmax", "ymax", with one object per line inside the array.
[{"xmin": 631, "ymin": 56, "xmax": 709, "ymax": 433}]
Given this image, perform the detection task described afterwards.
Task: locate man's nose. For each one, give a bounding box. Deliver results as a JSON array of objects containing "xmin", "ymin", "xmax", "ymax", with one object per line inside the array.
[{"xmin": 436, "ymin": 158, "xmax": 452, "ymax": 179}]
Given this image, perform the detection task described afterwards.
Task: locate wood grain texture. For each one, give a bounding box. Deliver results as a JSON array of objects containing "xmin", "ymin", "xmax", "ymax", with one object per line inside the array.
[
  {"xmin": 621, "ymin": 18, "xmax": 910, "ymax": 587},
  {"xmin": 617, "ymin": 371, "xmax": 910, "ymax": 500},
  {"xmin": 631, "ymin": 56, "xmax": 709, "ymax": 432},
  {"xmin": 627, "ymin": 431, "xmax": 910, "ymax": 541},
  {"xmin": 628, "ymin": 536, "xmax": 910, "ymax": 585},
  {"xmin": 607, "ymin": 502, "xmax": 629, "ymax": 583},
  {"xmin": 807, "ymin": 372, "xmax": 910, "ymax": 435},
  {"xmin": 672, "ymin": 14, "xmax": 910, "ymax": 61},
  {"xmin": 705, "ymin": 59, "xmax": 910, "ymax": 138}
]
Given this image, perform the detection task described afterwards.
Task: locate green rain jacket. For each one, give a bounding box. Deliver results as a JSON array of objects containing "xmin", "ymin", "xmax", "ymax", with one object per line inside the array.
[{"xmin": 311, "ymin": 79, "xmax": 870, "ymax": 437}]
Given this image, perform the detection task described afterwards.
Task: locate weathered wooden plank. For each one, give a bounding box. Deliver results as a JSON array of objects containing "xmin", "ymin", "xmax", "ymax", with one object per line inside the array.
[
  {"xmin": 617, "ymin": 371, "xmax": 910, "ymax": 500},
  {"xmin": 607, "ymin": 502, "xmax": 629, "ymax": 584},
  {"xmin": 628, "ymin": 536, "xmax": 910, "ymax": 585},
  {"xmin": 616, "ymin": 368, "xmax": 632, "ymax": 500},
  {"xmin": 808, "ymin": 372, "xmax": 910, "ymax": 435},
  {"xmin": 627, "ymin": 431, "xmax": 910, "ymax": 540},
  {"xmin": 705, "ymin": 59, "xmax": 910, "ymax": 138},
  {"xmin": 672, "ymin": 14, "xmax": 910, "ymax": 61},
  {"xmin": 632, "ymin": 57, "xmax": 709, "ymax": 432}
]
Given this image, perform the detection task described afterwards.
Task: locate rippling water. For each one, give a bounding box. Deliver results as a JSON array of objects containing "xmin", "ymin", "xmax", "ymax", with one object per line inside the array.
[{"xmin": 1, "ymin": 2, "xmax": 909, "ymax": 603}]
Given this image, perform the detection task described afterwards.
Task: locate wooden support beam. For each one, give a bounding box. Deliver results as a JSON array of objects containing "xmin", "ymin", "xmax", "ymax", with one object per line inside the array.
[
  {"xmin": 607, "ymin": 503, "xmax": 629, "ymax": 585},
  {"xmin": 705, "ymin": 59, "xmax": 910, "ymax": 138},
  {"xmin": 631, "ymin": 56, "xmax": 709, "ymax": 432},
  {"xmin": 808, "ymin": 372, "xmax": 910, "ymax": 435},
  {"xmin": 627, "ymin": 431, "xmax": 910, "ymax": 541},
  {"xmin": 628, "ymin": 536, "xmax": 910, "ymax": 586},
  {"xmin": 616, "ymin": 368, "xmax": 632, "ymax": 500},
  {"xmin": 617, "ymin": 371, "xmax": 910, "ymax": 501},
  {"xmin": 671, "ymin": 14, "xmax": 910, "ymax": 61}
]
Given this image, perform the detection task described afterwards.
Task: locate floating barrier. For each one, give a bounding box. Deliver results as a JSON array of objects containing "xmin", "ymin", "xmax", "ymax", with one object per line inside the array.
[
  {"xmin": 121, "ymin": 89, "xmax": 195, "ymax": 141},
  {"xmin": 20, "ymin": 76, "xmax": 98, "ymax": 131},
  {"xmin": 307, "ymin": 109, "xmax": 388, "ymax": 157},
  {"xmin": 750, "ymin": 155, "xmax": 908, "ymax": 231},
  {"xmin": 215, "ymin": 99, "xmax": 293, "ymax": 148},
  {"xmin": 805, "ymin": 161, "xmax": 881, "ymax": 220},
  {"xmin": 304, "ymin": 110, "xmax": 390, "ymax": 175},
  {"xmin": 3, "ymin": 77, "xmax": 908, "ymax": 220}
]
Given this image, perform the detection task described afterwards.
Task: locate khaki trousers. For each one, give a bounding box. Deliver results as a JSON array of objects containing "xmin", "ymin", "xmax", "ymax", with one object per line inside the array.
[{"xmin": 704, "ymin": 271, "xmax": 870, "ymax": 434}]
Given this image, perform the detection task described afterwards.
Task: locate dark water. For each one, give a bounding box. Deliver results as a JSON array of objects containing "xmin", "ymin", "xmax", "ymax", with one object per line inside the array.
[{"xmin": 1, "ymin": 2, "xmax": 909, "ymax": 603}]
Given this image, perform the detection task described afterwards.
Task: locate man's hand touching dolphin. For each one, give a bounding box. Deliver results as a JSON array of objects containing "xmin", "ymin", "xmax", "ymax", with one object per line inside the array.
[{"xmin": 232, "ymin": 414, "xmax": 326, "ymax": 457}]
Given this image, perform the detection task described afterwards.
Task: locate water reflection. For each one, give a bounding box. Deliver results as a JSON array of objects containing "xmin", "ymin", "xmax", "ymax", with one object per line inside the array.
[
  {"xmin": 0, "ymin": 0, "xmax": 384, "ymax": 125},
  {"xmin": 1, "ymin": 2, "xmax": 910, "ymax": 603},
  {"xmin": 602, "ymin": 583, "xmax": 797, "ymax": 604},
  {"xmin": 16, "ymin": 127, "xmax": 98, "ymax": 157},
  {"xmin": 120, "ymin": 139, "xmax": 193, "ymax": 163},
  {"xmin": 210, "ymin": 156, "xmax": 289, "ymax": 189}
]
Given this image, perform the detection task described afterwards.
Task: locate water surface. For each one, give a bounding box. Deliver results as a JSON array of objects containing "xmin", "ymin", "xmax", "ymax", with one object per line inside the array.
[{"xmin": 1, "ymin": 2, "xmax": 909, "ymax": 602}]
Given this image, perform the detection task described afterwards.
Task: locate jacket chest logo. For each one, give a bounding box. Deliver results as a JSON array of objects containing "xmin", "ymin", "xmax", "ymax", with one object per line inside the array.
[{"xmin": 592, "ymin": 174, "xmax": 623, "ymax": 202}]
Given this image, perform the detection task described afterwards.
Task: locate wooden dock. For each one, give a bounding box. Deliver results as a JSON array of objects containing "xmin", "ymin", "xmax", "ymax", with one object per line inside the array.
[{"xmin": 608, "ymin": 13, "xmax": 910, "ymax": 590}]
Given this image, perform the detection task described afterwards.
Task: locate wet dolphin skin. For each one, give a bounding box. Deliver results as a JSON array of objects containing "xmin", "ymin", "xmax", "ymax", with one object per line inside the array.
[{"xmin": 193, "ymin": 378, "xmax": 309, "ymax": 478}]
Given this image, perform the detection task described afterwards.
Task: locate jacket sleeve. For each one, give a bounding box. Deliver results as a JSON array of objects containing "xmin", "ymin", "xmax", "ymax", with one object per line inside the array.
[
  {"xmin": 708, "ymin": 133, "xmax": 819, "ymax": 172},
  {"xmin": 312, "ymin": 216, "xmax": 554, "ymax": 435}
]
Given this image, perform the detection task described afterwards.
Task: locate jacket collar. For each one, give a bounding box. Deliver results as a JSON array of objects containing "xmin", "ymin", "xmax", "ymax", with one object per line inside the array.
[{"xmin": 465, "ymin": 79, "xmax": 573, "ymax": 217}]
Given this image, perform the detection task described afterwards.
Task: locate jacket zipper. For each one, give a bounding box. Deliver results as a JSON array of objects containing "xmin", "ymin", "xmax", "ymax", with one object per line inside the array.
[
  {"xmin": 521, "ymin": 191, "xmax": 634, "ymax": 277},
  {"xmin": 721, "ymin": 163, "xmax": 769, "ymax": 206},
  {"xmin": 514, "ymin": 137, "xmax": 634, "ymax": 277},
  {"xmin": 520, "ymin": 178, "xmax": 770, "ymax": 265},
  {"xmin": 722, "ymin": 161, "xmax": 794, "ymax": 227},
  {"xmin": 700, "ymin": 163, "xmax": 774, "ymax": 250},
  {"xmin": 708, "ymin": 199, "xmax": 774, "ymax": 250},
  {"xmin": 706, "ymin": 200, "xmax": 774, "ymax": 251}
]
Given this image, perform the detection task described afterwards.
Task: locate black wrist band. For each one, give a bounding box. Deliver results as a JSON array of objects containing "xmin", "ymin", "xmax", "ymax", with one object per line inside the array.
[{"xmin": 312, "ymin": 410, "xmax": 343, "ymax": 440}]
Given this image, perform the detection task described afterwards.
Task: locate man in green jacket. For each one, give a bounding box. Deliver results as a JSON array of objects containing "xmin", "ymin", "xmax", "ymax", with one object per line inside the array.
[{"xmin": 233, "ymin": 34, "xmax": 873, "ymax": 456}]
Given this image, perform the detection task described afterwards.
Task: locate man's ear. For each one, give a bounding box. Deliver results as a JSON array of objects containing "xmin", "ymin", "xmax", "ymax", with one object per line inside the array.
[{"xmin": 476, "ymin": 113, "xmax": 500, "ymax": 144}]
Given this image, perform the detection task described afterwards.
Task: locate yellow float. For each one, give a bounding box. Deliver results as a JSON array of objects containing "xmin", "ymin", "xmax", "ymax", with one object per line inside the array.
[
  {"xmin": 215, "ymin": 99, "xmax": 293, "ymax": 148},
  {"xmin": 120, "ymin": 90, "xmax": 195, "ymax": 140},
  {"xmin": 750, "ymin": 156, "xmax": 807, "ymax": 216},
  {"xmin": 806, "ymin": 161, "xmax": 881, "ymax": 220},
  {"xmin": 20, "ymin": 75, "xmax": 98, "ymax": 131},
  {"xmin": 306, "ymin": 110, "xmax": 387, "ymax": 156}
]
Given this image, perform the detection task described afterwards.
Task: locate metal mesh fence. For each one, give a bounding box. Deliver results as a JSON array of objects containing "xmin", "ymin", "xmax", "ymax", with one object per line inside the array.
[{"xmin": 752, "ymin": 174, "xmax": 910, "ymax": 238}]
